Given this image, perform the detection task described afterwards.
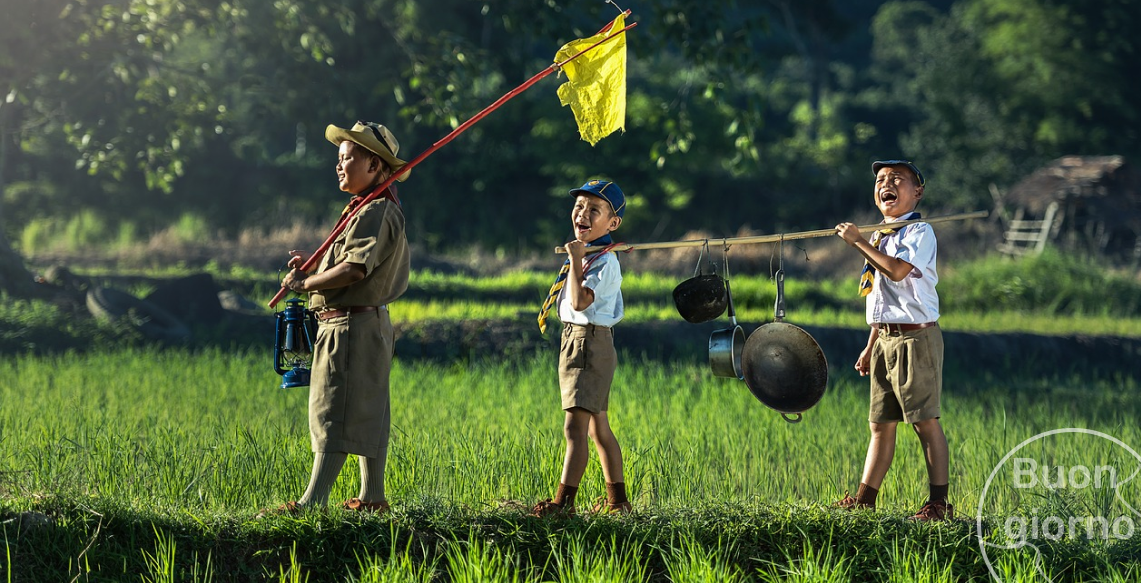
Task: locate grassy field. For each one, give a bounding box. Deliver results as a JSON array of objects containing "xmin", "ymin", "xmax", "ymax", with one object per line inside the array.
[
  {"xmin": 1, "ymin": 347, "xmax": 1138, "ymax": 581},
  {"xmin": 3, "ymin": 250, "xmax": 1139, "ymax": 580},
  {"xmin": 47, "ymin": 248, "xmax": 1141, "ymax": 341}
]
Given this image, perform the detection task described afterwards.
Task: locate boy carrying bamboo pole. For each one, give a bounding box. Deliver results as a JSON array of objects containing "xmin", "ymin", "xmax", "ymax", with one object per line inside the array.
[
  {"xmin": 533, "ymin": 179, "xmax": 632, "ymax": 517},
  {"xmin": 833, "ymin": 160, "xmax": 952, "ymax": 521}
]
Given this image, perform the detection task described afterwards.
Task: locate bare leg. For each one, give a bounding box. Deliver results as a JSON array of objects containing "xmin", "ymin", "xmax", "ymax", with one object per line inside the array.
[
  {"xmin": 912, "ymin": 418, "xmax": 950, "ymax": 485},
  {"xmin": 861, "ymin": 422, "xmax": 898, "ymax": 489},
  {"xmin": 588, "ymin": 411, "xmax": 624, "ymax": 484},
  {"xmin": 560, "ymin": 408, "xmax": 593, "ymax": 487}
]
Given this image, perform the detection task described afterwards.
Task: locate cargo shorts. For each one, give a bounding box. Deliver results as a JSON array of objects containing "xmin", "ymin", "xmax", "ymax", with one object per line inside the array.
[
  {"xmin": 869, "ymin": 325, "xmax": 944, "ymax": 424},
  {"xmin": 558, "ymin": 323, "xmax": 617, "ymax": 413}
]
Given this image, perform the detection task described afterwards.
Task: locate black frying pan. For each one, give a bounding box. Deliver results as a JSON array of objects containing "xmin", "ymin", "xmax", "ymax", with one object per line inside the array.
[{"xmin": 740, "ymin": 263, "xmax": 828, "ymax": 423}]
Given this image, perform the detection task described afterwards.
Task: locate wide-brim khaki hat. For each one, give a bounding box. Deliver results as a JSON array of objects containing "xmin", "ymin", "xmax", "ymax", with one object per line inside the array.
[{"xmin": 325, "ymin": 121, "xmax": 410, "ymax": 181}]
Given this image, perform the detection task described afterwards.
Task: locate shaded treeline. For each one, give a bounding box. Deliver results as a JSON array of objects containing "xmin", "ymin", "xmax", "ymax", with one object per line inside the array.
[{"xmin": 1, "ymin": 0, "xmax": 1139, "ymax": 257}]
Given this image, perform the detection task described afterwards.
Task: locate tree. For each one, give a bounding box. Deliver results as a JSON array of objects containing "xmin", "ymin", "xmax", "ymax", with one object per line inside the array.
[
  {"xmin": 0, "ymin": 0, "xmax": 89, "ymax": 295},
  {"xmin": 962, "ymin": 0, "xmax": 1141, "ymax": 154},
  {"xmin": 864, "ymin": 0, "xmax": 1141, "ymax": 209}
]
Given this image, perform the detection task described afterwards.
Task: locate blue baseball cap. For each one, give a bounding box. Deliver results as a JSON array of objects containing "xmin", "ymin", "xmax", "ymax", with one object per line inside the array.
[
  {"xmin": 872, "ymin": 160, "xmax": 925, "ymax": 187},
  {"xmin": 569, "ymin": 179, "xmax": 626, "ymax": 218}
]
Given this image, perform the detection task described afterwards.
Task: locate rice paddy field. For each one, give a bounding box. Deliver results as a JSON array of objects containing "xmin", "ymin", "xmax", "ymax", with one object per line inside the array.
[{"xmin": 2, "ymin": 251, "xmax": 1141, "ymax": 581}]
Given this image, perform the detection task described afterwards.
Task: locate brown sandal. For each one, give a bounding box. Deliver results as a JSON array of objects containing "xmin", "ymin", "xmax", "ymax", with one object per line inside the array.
[
  {"xmin": 341, "ymin": 498, "xmax": 390, "ymax": 513},
  {"xmin": 531, "ymin": 498, "xmax": 575, "ymax": 518},
  {"xmin": 834, "ymin": 491, "xmax": 872, "ymax": 510},
  {"xmin": 909, "ymin": 500, "xmax": 954, "ymax": 521},
  {"xmin": 255, "ymin": 500, "xmax": 304, "ymax": 519},
  {"xmin": 590, "ymin": 497, "xmax": 632, "ymax": 514}
]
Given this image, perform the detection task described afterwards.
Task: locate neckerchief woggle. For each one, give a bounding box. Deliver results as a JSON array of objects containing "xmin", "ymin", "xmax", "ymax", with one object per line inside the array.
[{"xmin": 858, "ymin": 211, "xmax": 920, "ymax": 297}]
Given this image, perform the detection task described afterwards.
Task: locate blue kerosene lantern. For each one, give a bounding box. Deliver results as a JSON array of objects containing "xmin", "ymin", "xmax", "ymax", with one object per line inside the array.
[{"xmin": 273, "ymin": 297, "xmax": 317, "ymax": 389}]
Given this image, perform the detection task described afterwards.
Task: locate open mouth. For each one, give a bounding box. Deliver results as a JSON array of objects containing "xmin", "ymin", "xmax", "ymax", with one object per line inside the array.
[
  {"xmin": 879, "ymin": 190, "xmax": 898, "ymax": 203},
  {"xmin": 575, "ymin": 222, "xmax": 591, "ymax": 234}
]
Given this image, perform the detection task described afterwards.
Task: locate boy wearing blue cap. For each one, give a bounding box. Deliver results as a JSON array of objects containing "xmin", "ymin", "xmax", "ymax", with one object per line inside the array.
[
  {"xmin": 534, "ymin": 179, "xmax": 631, "ymax": 516},
  {"xmin": 833, "ymin": 160, "xmax": 951, "ymax": 521}
]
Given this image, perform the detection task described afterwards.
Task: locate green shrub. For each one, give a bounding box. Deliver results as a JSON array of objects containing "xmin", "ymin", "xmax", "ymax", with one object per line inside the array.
[
  {"xmin": 0, "ymin": 293, "xmax": 138, "ymax": 353},
  {"xmin": 113, "ymin": 221, "xmax": 141, "ymax": 251},
  {"xmin": 941, "ymin": 250, "xmax": 1141, "ymax": 316},
  {"xmin": 18, "ymin": 217, "xmax": 52, "ymax": 255},
  {"xmin": 63, "ymin": 210, "xmax": 111, "ymax": 251},
  {"xmin": 19, "ymin": 211, "xmax": 115, "ymax": 254},
  {"xmin": 169, "ymin": 213, "xmax": 212, "ymax": 244}
]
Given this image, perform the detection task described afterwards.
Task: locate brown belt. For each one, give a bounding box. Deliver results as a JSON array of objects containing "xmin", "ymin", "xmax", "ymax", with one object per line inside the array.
[
  {"xmin": 877, "ymin": 322, "xmax": 937, "ymax": 334},
  {"xmin": 315, "ymin": 306, "xmax": 381, "ymax": 321},
  {"xmin": 564, "ymin": 323, "xmax": 612, "ymax": 333}
]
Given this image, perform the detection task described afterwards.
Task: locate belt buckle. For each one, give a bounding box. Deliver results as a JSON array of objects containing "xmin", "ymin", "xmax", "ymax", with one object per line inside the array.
[
  {"xmin": 316, "ymin": 308, "xmax": 343, "ymax": 321},
  {"xmin": 881, "ymin": 323, "xmax": 899, "ymax": 335}
]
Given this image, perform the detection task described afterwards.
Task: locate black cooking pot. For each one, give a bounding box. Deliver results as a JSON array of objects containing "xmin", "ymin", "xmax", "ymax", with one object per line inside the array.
[
  {"xmin": 673, "ymin": 243, "xmax": 728, "ymax": 324},
  {"xmin": 740, "ymin": 269, "xmax": 828, "ymax": 423},
  {"xmin": 673, "ymin": 274, "xmax": 727, "ymax": 323},
  {"xmin": 708, "ymin": 280, "xmax": 744, "ymax": 378}
]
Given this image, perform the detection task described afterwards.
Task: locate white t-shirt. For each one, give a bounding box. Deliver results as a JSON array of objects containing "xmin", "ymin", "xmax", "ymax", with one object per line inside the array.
[
  {"xmin": 558, "ymin": 252, "xmax": 624, "ymax": 327},
  {"xmin": 865, "ymin": 220, "xmax": 940, "ymax": 325}
]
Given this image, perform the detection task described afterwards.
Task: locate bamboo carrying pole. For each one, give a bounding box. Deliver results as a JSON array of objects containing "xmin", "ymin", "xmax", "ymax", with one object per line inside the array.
[
  {"xmin": 554, "ymin": 210, "xmax": 989, "ymax": 254},
  {"xmin": 269, "ymin": 14, "xmax": 637, "ymax": 307}
]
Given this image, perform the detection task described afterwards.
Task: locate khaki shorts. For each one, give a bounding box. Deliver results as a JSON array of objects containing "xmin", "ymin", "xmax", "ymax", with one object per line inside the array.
[
  {"xmin": 869, "ymin": 325, "xmax": 944, "ymax": 424},
  {"xmin": 559, "ymin": 324, "xmax": 617, "ymax": 413},
  {"xmin": 309, "ymin": 309, "xmax": 393, "ymax": 457}
]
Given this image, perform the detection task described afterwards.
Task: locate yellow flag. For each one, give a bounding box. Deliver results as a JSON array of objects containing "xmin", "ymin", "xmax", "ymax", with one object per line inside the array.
[{"xmin": 553, "ymin": 14, "xmax": 627, "ymax": 146}]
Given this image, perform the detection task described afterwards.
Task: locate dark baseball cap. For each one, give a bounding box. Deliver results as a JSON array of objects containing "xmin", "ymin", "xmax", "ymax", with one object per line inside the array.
[
  {"xmin": 872, "ymin": 160, "xmax": 924, "ymax": 187},
  {"xmin": 569, "ymin": 179, "xmax": 625, "ymax": 218}
]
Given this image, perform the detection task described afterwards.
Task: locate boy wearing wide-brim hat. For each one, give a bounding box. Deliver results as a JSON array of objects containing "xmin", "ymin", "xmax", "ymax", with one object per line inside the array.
[
  {"xmin": 533, "ymin": 179, "xmax": 632, "ymax": 516},
  {"xmin": 268, "ymin": 120, "xmax": 410, "ymax": 516},
  {"xmin": 833, "ymin": 159, "xmax": 951, "ymax": 521}
]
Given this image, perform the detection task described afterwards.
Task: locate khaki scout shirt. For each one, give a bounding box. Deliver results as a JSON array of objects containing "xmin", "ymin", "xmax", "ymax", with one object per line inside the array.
[{"xmin": 309, "ymin": 199, "xmax": 409, "ymax": 310}]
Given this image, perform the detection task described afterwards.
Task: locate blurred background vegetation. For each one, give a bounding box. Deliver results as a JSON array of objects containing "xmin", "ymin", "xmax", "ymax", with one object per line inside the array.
[{"xmin": 1, "ymin": 0, "xmax": 1139, "ymax": 259}]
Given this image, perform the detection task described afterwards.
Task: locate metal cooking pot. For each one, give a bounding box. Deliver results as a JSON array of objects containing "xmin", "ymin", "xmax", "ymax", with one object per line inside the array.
[
  {"xmin": 708, "ymin": 280, "xmax": 744, "ymax": 379},
  {"xmin": 740, "ymin": 268, "xmax": 828, "ymax": 423},
  {"xmin": 673, "ymin": 243, "xmax": 727, "ymax": 323}
]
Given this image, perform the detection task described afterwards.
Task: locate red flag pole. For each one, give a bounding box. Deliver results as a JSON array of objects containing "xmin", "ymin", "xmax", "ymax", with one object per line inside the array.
[{"xmin": 270, "ymin": 13, "xmax": 637, "ymax": 307}]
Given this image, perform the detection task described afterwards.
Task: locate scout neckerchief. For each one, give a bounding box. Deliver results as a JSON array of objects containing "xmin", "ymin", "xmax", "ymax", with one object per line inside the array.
[
  {"xmin": 858, "ymin": 211, "xmax": 920, "ymax": 297},
  {"xmin": 537, "ymin": 234, "xmax": 617, "ymax": 334}
]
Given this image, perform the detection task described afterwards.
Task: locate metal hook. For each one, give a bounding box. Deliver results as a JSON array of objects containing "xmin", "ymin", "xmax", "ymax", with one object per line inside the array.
[
  {"xmin": 693, "ymin": 239, "xmax": 710, "ymax": 278},
  {"xmin": 605, "ymin": 0, "xmax": 626, "ymax": 15},
  {"xmin": 778, "ymin": 235, "xmax": 785, "ymax": 273},
  {"xmin": 774, "ymin": 235, "xmax": 786, "ymax": 322},
  {"xmin": 722, "ymin": 240, "xmax": 731, "ymax": 282},
  {"xmin": 795, "ymin": 243, "xmax": 810, "ymax": 263}
]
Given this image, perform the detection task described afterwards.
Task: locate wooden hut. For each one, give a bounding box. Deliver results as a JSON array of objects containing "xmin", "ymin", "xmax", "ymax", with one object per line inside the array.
[{"xmin": 997, "ymin": 155, "xmax": 1141, "ymax": 263}]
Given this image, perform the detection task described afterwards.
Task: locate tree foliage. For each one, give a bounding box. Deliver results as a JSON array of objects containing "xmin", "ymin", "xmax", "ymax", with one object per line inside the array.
[
  {"xmin": 1, "ymin": 0, "xmax": 1138, "ymax": 258},
  {"xmin": 865, "ymin": 0, "xmax": 1141, "ymax": 208}
]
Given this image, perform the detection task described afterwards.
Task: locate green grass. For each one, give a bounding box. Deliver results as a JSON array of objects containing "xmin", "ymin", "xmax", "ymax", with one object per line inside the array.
[
  {"xmin": 1, "ymin": 349, "xmax": 1138, "ymax": 580},
  {"xmin": 384, "ymin": 300, "xmax": 1141, "ymax": 337},
  {"xmin": 6, "ymin": 250, "xmax": 1140, "ymax": 579},
  {"xmin": 65, "ymin": 248, "xmax": 1141, "ymax": 324},
  {"xmin": 0, "ymin": 293, "xmax": 141, "ymax": 353},
  {"xmin": 940, "ymin": 249, "xmax": 1141, "ymax": 316},
  {"xmin": 385, "ymin": 250, "xmax": 1141, "ymax": 336}
]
